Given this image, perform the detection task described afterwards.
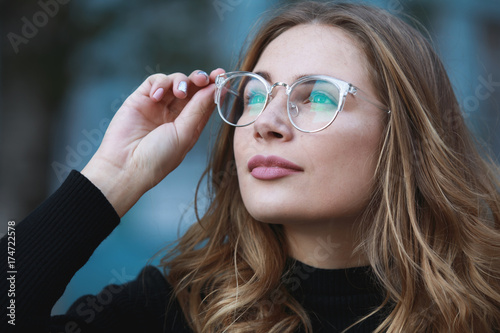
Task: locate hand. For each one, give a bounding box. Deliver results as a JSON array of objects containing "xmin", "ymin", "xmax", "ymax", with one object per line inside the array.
[{"xmin": 82, "ymin": 68, "xmax": 225, "ymax": 217}]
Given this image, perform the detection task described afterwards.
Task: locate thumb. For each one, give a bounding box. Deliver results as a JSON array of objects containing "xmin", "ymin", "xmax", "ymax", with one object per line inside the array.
[{"xmin": 175, "ymin": 83, "xmax": 216, "ymax": 149}]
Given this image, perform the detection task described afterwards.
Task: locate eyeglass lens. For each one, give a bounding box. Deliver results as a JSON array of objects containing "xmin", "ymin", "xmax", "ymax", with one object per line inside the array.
[{"xmin": 218, "ymin": 74, "xmax": 341, "ymax": 132}]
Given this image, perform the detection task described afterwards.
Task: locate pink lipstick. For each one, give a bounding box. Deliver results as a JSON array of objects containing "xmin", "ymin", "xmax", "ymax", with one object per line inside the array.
[{"xmin": 248, "ymin": 155, "xmax": 303, "ymax": 180}]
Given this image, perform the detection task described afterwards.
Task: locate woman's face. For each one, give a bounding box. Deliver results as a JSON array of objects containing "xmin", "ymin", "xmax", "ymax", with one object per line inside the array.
[{"xmin": 234, "ymin": 24, "xmax": 386, "ymax": 226}]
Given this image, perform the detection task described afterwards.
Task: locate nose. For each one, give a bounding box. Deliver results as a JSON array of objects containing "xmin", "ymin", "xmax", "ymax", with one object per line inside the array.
[{"xmin": 252, "ymin": 86, "xmax": 294, "ymax": 141}]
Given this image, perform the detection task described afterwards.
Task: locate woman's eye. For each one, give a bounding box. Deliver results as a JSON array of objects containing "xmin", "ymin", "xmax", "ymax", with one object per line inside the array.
[
  {"xmin": 308, "ymin": 92, "xmax": 336, "ymax": 105},
  {"xmin": 248, "ymin": 93, "xmax": 266, "ymax": 105}
]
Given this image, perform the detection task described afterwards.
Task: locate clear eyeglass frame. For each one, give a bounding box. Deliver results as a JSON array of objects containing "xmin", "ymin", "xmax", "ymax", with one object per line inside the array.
[{"xmin": 214, "ymin": 71, "xmax": 391, "ymax": 133}]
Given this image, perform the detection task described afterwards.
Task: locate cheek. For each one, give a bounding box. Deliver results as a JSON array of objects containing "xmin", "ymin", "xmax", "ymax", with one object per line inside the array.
[
  {"xmin": 233, "ymin": 128, "xmax": 251, "ymax": 172},
  {"xmin": 233, "ymin": 128, "xmax": 257, "ymax": 196},
  {"xmin": 301, "ymin": 120, "xmax": 383, "ymax": 215},
  {"xmin": 304, "ymin": 141, "xmax": 377, "ymax": 214}
]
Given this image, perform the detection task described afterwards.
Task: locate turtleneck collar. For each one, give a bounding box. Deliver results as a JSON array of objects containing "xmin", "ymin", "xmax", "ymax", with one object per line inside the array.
[
  {"xmin": 284, "ymin": 259, "xmax": 379, "ymax": 297},
  {"xmin": 283, "ymin": 259, "xmax": 388, "ymax": 332}
]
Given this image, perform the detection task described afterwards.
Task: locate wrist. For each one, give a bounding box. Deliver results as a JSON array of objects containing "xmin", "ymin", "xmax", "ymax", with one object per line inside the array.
[{"xmin": 81, "ymin": 158, "xmax": 143, "ymax": 218}]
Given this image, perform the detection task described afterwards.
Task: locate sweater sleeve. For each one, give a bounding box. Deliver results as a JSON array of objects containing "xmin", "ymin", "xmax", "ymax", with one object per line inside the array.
[{"xmin": 0, "ymin": 170, "xmax": 120, "ymax": 331}]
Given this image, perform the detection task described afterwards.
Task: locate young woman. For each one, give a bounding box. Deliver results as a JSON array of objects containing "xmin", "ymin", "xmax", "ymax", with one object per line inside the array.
[{"xmin": 2, "ymin": 1, "xmax": 499, "ymax": 332}]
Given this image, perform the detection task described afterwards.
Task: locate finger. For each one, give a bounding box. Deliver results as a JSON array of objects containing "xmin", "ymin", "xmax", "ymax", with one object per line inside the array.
[
  {"xmin": 146, "ymin": 73, "xmax": 171, "ymax": 101},
  {"xmin": 172, "ymin": 75, "xmax": 190, "ymax": 99},
  {"xmin": 185, "ymin": 68, "xmax": 226, "ymax": 93},
  {"xmin": 209, "ymin": 68, "xmax": 226, "ymax": 82},
  {"xmin": 188, "ymin": 70, "xmax": 210, "ymax": 87},
  {"xmin": 147, "ymin": 73, "xmax": 190, "ymax": 102}
]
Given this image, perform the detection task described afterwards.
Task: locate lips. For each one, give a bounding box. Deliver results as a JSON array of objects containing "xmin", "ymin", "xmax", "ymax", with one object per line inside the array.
[{"xmin": 248, "ymin": 155, "xmax": 303, "ymax": 180}]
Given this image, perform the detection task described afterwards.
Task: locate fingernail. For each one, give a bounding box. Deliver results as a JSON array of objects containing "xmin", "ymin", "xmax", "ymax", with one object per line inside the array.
[
  {"xmin": 197, "ymin": 70, "xmax": 209, "ymax": 81},
  {"xmin": 178, "ymin": 81, "xmax": 187, "ymax": 94},
  {"xmin": 152, "ymin": 88, "xmax": 164, "ymax": 101}
]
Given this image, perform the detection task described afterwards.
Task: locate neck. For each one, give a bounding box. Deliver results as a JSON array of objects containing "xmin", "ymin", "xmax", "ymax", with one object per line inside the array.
[{"xmin": 284, "ymin": 218, "xmax": 368, "ymax": 269}]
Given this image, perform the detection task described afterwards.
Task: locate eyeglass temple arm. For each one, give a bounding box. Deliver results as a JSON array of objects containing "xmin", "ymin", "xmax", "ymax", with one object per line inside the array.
[
  {"xmin": 214, "ymin": 84, "xmax": 239, "ymax": 103},
  {"xmin": 349, "ymin": 86, "xmax": 391, "ymax": 114}
]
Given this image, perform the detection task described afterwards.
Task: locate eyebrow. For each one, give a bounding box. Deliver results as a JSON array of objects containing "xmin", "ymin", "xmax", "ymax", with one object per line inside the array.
[{"xmin": 254, "ymin": 71, "xmax": 320, "ymax": 84}]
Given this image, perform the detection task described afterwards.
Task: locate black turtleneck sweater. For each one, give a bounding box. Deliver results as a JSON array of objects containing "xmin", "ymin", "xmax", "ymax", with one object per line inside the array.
[{"xmin": 0, "ymin": 171, "xmax": 386, "ymax": 332}]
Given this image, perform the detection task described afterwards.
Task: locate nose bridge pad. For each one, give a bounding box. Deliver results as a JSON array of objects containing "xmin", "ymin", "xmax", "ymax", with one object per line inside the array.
[
  {"xmin": 269, "ymin": 81, "xmax": 289, "ymax": 98},
  {"xmin": 269, "ymin": 82, "xmax": 298, "ymax": 119},
  {"xmin": 257, "ymin": 82, "xmax": 291, "ymax": 134},
  {"xmin": 266, "ymin": 82, "xmax": 290, "ymax": 114},
  {"xmin": 289, "ymin": 102, "xmax": 299, "ymax": 117}
]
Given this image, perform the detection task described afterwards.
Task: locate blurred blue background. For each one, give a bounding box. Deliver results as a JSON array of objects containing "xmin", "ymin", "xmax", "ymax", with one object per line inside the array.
[{"xmin": 0, "ymin": 0, "xmax": 499, "ymax": 315}]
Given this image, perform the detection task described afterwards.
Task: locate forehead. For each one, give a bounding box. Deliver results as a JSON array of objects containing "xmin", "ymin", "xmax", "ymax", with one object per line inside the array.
[{"xmin": 253, "ymin": 24, "xmax": 370, "ymax": 88}]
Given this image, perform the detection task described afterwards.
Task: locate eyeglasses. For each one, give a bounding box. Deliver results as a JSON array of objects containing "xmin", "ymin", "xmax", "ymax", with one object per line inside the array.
[{"xmin": 214, "ymin": 71, "xmax": 390, "ymax": 133}]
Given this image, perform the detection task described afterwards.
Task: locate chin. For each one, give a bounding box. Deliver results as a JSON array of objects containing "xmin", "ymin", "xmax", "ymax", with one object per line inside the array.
[
  {"xmin": 245, "ymin": 207, "xmax": 293, "ymax": 225},
  {"xmin": 246, "ymin": 208, "xmax": 319, "ymax": 225},
  {"xmin": 246, "ymin": 204, "xmax": 365, "ymax": 226}
]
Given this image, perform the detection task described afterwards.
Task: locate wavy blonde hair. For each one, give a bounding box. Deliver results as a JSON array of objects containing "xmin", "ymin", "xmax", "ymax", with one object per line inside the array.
[{"xmin": 161, "ymin": 2, "xmax": 500, "ymax": 332}]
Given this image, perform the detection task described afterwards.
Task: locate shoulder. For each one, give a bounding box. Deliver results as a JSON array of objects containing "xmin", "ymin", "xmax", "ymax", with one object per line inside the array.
[
  {"xmin": 61, "ymin": 265, "xmax": 192, "ymax": 332},
  {"xmin": 134, "ymin": 265, "xmax": 170, "ymax": 294},
  {"xmin": 120, "ymin": 265, "xmax": 172, "ymax": 304}
]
